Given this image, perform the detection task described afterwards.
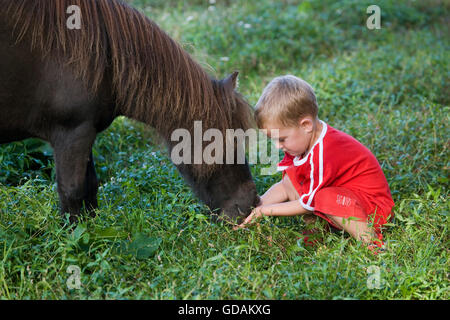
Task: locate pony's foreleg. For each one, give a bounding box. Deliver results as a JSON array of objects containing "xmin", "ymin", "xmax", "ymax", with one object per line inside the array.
[
  {"xmin": 83, "ymin": 151, "xmax": 98, "ymax": 217},
  {"xmin": 51, "ymin": 124, "xmax": 97, "ymax": 224}
]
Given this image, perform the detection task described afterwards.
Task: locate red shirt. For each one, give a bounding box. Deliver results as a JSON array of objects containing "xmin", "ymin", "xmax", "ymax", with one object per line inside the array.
[{"xmin": 277, "ymin": 121, "xmax": 394, "ymax": 222}]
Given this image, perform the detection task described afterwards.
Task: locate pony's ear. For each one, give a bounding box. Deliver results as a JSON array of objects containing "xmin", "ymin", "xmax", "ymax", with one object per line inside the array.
[{"xmin": 223, "ymin": 71, "xmax": 239, "ymax": 91}]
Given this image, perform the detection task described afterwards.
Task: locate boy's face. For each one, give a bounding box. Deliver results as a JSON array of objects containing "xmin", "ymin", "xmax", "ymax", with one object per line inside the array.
[{"xmin": 263, "ymin": 117, "xmax": 316, "ymax": 158}]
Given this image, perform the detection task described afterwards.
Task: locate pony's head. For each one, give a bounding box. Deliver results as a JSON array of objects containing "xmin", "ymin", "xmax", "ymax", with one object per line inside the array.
[
  {"xmin": 193, "ymin": 159, "xmax": 260, "ymax": 223},
  {"xmin": 174, "ymin": 72, "xmax": 261, "ymax": 223},
  {"xmin": 176, "ymin": 159, "xmax": 261, "ymax": 224}
]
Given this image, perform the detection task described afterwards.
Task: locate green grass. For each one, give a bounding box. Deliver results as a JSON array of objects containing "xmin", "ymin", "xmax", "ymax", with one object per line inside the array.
[{"xmin": 0, "ymin": 0, "xmax": 448, "ymax": 299}]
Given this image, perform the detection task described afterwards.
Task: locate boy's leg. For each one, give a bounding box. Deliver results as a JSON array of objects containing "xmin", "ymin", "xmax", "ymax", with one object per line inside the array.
[
  {"xmin": 323, "ymin": 214, "xmax": 377, "ymax": 244},
  {"xmin": 281, "ymin": 174, "xmax": 331, "ymax": 246},
  {"xmin": 258, "ymin": 180, "xmax": 289, "ymax": 207},
  {"xmin": 281, "ymin": 174, "xmax": 316, "ymax": 224},
  {"xmin": 314, "ymin": 187, "xmax": 380, "ymax": 244},
  {"xmin": 281, "ymin": 174, "xmax": 300, "ymax": 201},
  {"xmin": 258, "ymin": 173, "xmax": 301, "ymax": 207}
]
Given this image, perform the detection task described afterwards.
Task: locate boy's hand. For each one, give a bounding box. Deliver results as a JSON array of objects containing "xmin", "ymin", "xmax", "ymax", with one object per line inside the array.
[{"xmin": 233, "ymin": 207, "xmax": 263, "ymax": 230}]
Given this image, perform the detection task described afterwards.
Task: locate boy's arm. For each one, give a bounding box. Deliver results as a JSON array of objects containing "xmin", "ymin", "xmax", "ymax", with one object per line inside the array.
[
  {"xmin": 259, "ymin": 200, "xmax": 310, "ymax": 217},
  {"xmin": 235, "ymin": 200, "xmax": 311, "ymax": 228}
]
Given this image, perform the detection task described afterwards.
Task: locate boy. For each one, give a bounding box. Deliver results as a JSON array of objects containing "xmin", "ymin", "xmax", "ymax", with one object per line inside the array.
[{"xmin": 235, "ymin": 75, "xmax": 394, "ymax": 249}]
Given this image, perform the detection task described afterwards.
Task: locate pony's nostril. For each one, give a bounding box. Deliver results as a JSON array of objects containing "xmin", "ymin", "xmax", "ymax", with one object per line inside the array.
[{"xmin": 235, "ymin": 204, "xmax": 245, "ymax": 216}]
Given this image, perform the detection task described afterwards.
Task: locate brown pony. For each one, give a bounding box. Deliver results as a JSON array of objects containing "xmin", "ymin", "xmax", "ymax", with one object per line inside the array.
[{"xmin": 0, "ymin": 0, "xmax": 260, "ymax": 224}]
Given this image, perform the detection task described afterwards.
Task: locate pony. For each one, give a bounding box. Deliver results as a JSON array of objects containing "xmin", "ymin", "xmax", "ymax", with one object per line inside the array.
[{"xmin": 0, "ymin": 0, "xmax": 260, "ymax": 224}]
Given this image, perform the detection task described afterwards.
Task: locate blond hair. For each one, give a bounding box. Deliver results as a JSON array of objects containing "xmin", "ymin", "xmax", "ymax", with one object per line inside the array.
[{"xmin": 255, "ymin": 75, "xmax": 318, "ymax": 128}]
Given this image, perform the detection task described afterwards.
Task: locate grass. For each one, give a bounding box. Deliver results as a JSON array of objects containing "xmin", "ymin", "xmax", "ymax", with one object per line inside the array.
[{"xmin": 0, "ymin": 0, "xmax": 448, "ymax": 299}]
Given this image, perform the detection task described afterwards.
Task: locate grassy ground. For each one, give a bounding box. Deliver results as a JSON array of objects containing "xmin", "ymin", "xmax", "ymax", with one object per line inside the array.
[{"xmin": 0, "ymin": 0, "xmax": 448, "ymax": 299}]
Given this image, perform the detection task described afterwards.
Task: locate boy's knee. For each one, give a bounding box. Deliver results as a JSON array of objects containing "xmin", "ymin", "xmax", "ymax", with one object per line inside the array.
[
  {"xmin": 323, "ymin": 213, "xmax": 342, "ymax": 227},
  {"xmin": 281, "ymin": 174, "xmax": 299, "ymax": 201}
]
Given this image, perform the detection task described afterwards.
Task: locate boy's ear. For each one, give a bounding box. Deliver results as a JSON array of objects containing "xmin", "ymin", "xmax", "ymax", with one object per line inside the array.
[
  {"xmin": 223, "ymin": 71, "xmax": 239, "ymax": 91},
  {"xmin": 299, "ymin": 117, "xmax": 314, "ymax": 132}
]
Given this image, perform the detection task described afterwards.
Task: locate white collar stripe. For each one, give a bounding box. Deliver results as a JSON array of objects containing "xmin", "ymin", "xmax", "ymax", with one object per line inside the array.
[
  {"xmin": 298, "ymin": 124, "xmax": 325, "ymax": 210},
  {"xmin": 307, "ymin": 137, "xmax": 324, "ymax": 207},
  {"xmin": 293, "ymin": 120, "xmax": 327, "ymax": 166},
  {"xmin": 300, "ymin": 149, "xmax": 315, "ymax": 207}
]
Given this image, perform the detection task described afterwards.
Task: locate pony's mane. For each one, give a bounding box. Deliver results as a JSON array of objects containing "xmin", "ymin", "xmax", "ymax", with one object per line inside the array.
[{"xmin": 4, "ymin": 0, "xmax": 255, "ymax": 179}]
